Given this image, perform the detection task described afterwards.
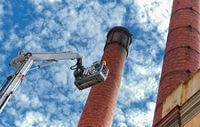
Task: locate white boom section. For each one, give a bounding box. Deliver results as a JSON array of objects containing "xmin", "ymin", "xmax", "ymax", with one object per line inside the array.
[
  {"xmin": 31, "ymin": 51, "xmax": 82, "ymax": 61},
  {"xmin": 0, "ymin": 57, "xmax": 33, "ymax": 113}
]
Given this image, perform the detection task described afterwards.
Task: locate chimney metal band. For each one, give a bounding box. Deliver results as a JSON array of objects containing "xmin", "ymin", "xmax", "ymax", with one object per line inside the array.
[{"xmin": 104, "ymin": 26, "xmax": 132, "ymax": 56}]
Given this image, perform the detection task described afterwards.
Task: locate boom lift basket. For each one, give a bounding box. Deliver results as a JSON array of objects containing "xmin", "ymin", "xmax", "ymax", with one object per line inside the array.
[{"xmin": 74, "ymin": 61, "xmax": 109, "ymax": 90}]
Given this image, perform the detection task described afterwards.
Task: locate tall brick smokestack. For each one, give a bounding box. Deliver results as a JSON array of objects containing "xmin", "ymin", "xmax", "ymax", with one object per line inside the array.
[
  {"xmin": 153, "ymin": 0, "xmax": 200, "ymax": 126},
  {"xmin": 78, "ymin": 26, "xmax": 132, "ymax": 127}
]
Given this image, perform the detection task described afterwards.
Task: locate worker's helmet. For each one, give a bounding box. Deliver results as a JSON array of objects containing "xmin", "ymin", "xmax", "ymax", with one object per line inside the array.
[
  {"xmin": 18, "ymin": 51, "xmax": 27, "ymax": 56},
  {"xmin": 102, "ymin": 60, "xmax": 106, "ymax": 65}
]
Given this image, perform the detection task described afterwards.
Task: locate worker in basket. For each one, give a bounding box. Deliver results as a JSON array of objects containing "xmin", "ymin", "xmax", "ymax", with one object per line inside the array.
[
  {"xmin": 83, "ymin": 60, "xmax": 106, "ymax": 76},
  {"xmin": 73, "ymin": 59, "xmax": 106, "ymax": 79}
]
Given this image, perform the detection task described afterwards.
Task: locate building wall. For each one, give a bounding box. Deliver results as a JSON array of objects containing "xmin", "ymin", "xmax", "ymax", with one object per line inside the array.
[
  {"xmin": 153, "ymin": 0, "xmax": 200, "ymax": 126},
  {"xmin": 183, "ymin": 112, "xmax": 200, "ymax": 127},
  {"xmin": 155, "ymin": 69, "xmax": 200, "ymax": 126}
]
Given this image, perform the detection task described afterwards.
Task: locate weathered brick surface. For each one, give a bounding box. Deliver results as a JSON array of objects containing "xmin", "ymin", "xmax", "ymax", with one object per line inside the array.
[
  {"xmin": 166, "ymin": 29, "xmax": 200, "ymax": 53},
  {"xmin": 78, "ymin": 44, "xmax": 127, "ymax": 127},
  {"xmin": 153, "ymin": 0, "xmax": 200, "ymax": 126},
  {"xmin": 172, "ymin": 0, "xmax": 200, "ymax": 13},
  {"xmin": 169, "ymin": 8, "xmax": 200, "ymax": 33},
  {"xmin": 162, "ymin": 48, "xmax": 200, "ymax": 77}
]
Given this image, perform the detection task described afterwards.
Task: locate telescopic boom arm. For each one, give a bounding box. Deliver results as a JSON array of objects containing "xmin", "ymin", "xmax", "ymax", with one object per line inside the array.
[
  {"xmin": 31, "ymin": 51, "xmax": 82, "ymax": 61},
  {"xmin": 0, "ymin": 51, "xmax": 109, "ymax": 113}
]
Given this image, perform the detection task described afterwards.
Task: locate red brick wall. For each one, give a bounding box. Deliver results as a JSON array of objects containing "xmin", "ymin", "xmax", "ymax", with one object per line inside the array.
[
  {"xmin": 153, "ymin": 0, "xmax": 200, "ymax": 126},
  {"xmin": 78, "ymin": 44, "xmax": 127, "ymax": 127}
]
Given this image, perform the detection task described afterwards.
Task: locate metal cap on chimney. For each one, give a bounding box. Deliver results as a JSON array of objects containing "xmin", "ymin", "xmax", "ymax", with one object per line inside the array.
[{"xmin": 104, "ymin": 26, "xmax": 132, "ymax": 56}]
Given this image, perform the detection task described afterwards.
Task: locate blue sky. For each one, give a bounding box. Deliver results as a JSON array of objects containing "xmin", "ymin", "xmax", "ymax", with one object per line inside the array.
[{"xmin": 0, "ymin": 0, "xmax": 173, "ymax": 126}]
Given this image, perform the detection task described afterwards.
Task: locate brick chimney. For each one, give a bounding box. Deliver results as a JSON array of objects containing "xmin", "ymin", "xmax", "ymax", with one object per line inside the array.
[
  {"xmin": 78, "ymin": 26, "xmax": 132, "ymax": 127},
  {"xmin": 153, "ymin": 0, "xmax": 200, "ymax": 126}
]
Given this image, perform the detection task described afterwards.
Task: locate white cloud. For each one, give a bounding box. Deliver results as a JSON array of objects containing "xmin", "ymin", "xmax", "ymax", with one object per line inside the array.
[
  {"xmin": 30, "ymin": 0, "xmax": 62, "ymax": 6},
  {"xmin": 113, "ymin": 102, "xmax": 156, "ymax": 127},
  {"xmin": 121, "ymin": 0, "xmax": 133, "ymax": 5},
  {"xmin": 3, "ymin": 29, "xmax": 21, "ymax": 51},
  {"xmin": 113, "ymin": 108, "xmax": 126, "ymax": 126},
  {"xmin": 0, "ymin": 3, "xmax": 4, "ymax": 41},
  {"xmin": 48, "ymin": 0, "xmax": 62, "ymax": 3},
  {"xmin": 126, "ymin": 102, "xmax": 155, "ymax": 127},
  {"xmin": 0, "ymin": 4, "xmax": 3, "ymax": 16},
  {"xmin": 0, "ymin": 54, "xmax": 6, "ymax": 62},
  {"xmin": 0, "ymin": 54, "xmax": 6, "ymax": 73},
  {"xmin": 14, "ymin": 93, "xmax": 42, "ymax": 109},
  {"xmin": 15, "ymin": 111, "xmax": 48, "ymax": 127},
  {"xmin": 128, "ymin": 0, "xmax": 173, "ymax": 33}
]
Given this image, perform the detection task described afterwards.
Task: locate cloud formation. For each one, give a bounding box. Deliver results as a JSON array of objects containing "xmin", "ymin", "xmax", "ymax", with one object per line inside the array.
[{"xmin": 0, "ymin": 0, "xmax": 173, "ymax": 126}]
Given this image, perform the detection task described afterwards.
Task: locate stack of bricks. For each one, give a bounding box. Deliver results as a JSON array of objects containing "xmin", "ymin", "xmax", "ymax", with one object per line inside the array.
[
  {"xmin": 153, "ymin": 0, "xmax": 200, "ymax": 126},
  {"xmin": 78, "ymin": 26, "xmax": 132, "ymax": 127}
]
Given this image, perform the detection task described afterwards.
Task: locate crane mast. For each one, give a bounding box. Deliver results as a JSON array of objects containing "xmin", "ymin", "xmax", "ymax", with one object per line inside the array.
[{"xmin": 0, "ymin": 51, "xmax": 109, "ymax": 113}]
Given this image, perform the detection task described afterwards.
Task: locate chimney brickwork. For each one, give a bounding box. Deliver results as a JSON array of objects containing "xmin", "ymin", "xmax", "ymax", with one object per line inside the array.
[
  {"xmin": 153, "ymin": 0, "xmax": 200, "ymax": 126},
  {"xmin": 78, "ymin": 26, "xmax": 132, "ymax": 127}
]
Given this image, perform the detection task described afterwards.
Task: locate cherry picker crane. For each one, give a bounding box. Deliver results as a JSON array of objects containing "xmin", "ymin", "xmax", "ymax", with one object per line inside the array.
[{"xmin": 0, "ymin": 51, "xmax": 109, "ymax": 113}]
